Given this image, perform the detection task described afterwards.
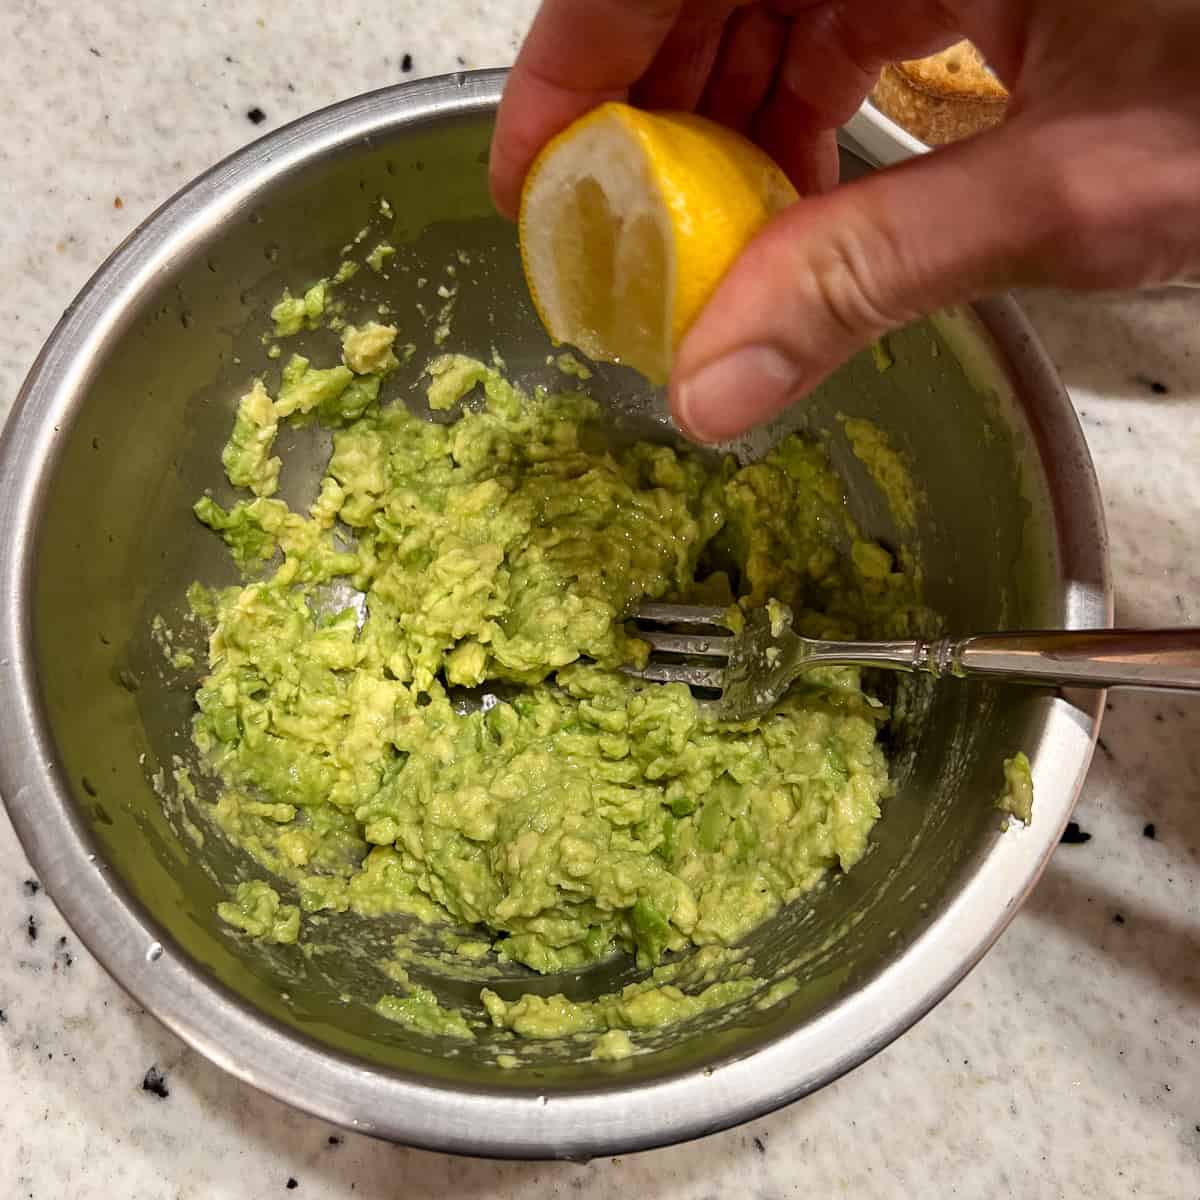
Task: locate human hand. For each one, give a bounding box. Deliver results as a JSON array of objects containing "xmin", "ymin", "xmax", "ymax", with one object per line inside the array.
[{"xmin": 490, "ymin": 0, "xmax": 1200, "ymax": 442}]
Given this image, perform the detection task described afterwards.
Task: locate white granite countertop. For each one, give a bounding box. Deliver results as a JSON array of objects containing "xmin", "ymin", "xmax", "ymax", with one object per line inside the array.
[{"xmin": 2, "ymin": 2, "xmax": 1198, "ymax": 1196}]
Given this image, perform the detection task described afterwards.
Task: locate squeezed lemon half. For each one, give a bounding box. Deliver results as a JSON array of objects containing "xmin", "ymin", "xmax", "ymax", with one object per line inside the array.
[{"xmin": 519, "ymin": 102, "xmax": 797, "ymax": 385}]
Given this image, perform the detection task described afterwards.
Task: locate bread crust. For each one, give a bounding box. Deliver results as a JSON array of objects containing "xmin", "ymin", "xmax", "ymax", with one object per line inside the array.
[{"xmin": 870, "ymin": 40, "xmax": 1009, "ymax": 146}]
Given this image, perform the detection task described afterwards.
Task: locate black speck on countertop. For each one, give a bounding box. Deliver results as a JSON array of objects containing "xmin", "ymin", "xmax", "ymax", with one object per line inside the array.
[
  {"xmin": 1096, "ymin": 737, "xmax": 1112, "ymax": 758},
  {"xmin": 89, "ymin": 46, "xmax": 102, "ymax": 57},
  {"xmin": 142, "ymin": 1065, "xmax": 170, "ymax": 1099},
  {"xmin": 54, "ymin": 936, "xmax": 74, "ymax": 970},
  {"xmin": 401, "ymin": 53, "xmax": 413, "ymax": 72},
  {"xmin": 1113, "ymin": 913, "xmax": 1125, "ymax": 925},
  {"xmin": 26, "ymin": 914, "xmax": 38, "ymax": 942},
  {"xmin": 1143, "ymin": 822, "xmax": 1157, "ymax": 840},
  {"xmin": 327, "ymin": 1135, "xmax": 342, "ymax": 1147},
  {"xmin": 247, "ymin": 106, "xmax": 266, "ymax": 125},
  {"xmin": 1134, "ymin": 374, "xmax": 1171, "ymax": 395},
  {"xmin": 286, "ymin": 1179, "xmax": 299, "ymax": 1190},
  {"xmin": 0, "ymin": 1008, "xmax": 7, "ymax": 1025},
  {"xmin": 752, "ymin": 1135, "xmax": 766, "ymax": 1154},
  {"xmin": 23, "ymin": 879, "xmax": 39, "ymax": 896},
  {"xmin": 1060, "ymin": 822, "xmax": 1092, "ymax": 845}
]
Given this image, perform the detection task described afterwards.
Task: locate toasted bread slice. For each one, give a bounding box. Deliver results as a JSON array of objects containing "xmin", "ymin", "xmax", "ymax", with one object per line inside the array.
[{"xmin": 871, "ymin": 40, "xmax": 1008, "ymax": 146}]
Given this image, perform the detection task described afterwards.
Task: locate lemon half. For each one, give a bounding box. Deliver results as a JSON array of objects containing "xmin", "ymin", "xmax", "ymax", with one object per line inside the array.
[{"xmin": 519, "ymin": 102, "xmax": 798, "ymax": 386}]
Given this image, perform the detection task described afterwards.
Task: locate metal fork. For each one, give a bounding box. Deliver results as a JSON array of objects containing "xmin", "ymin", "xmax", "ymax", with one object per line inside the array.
[{"xmin": 628, "ymin": 603, "xmax": 1200, "ymax": 722}]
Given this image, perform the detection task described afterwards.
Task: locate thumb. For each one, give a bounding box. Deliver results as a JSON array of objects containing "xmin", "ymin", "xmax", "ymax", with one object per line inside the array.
[{"xmin": 669, "ymin": 123, "xmax": 1075, "ymax": 443}]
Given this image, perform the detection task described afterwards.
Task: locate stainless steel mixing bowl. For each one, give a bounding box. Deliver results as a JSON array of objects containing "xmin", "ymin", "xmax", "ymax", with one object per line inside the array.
[{"xmin": 0, "ymin": 70, "xmax": 1109, "ymax": 1158}]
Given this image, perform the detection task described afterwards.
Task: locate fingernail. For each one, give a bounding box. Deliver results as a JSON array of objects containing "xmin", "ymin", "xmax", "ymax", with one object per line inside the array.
[{"xmin": 674, "ymin": 346, "xmax": 799, "ymax": 443}]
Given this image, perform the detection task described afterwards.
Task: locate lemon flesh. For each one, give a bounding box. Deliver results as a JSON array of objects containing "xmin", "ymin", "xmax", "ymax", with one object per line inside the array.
[{"xmin": 519, "ymin": 103, "xmax": 798, "ymax": 386}]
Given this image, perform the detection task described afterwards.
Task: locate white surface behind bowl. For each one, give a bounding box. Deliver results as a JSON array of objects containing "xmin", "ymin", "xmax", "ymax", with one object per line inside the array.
[{"xmin": 843, "ymin": 100, "xmax": 928, "ymax": 167}]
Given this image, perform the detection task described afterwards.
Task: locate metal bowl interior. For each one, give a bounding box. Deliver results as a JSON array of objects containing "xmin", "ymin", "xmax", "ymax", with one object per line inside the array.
[{"xmin": 0, "ymin": 71, "xmax": 1109, "ymax": 1157}]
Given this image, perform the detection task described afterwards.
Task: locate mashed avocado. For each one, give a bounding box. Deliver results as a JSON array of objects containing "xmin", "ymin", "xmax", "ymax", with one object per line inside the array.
[
  {"xmin": 191, "ymin": 343, "xmax": 922, "ymax": 1046},
  {"xmin": 216, "ymin": 880, "xmax": 300, "ymax": 945},
  {"xmin": 997, "ymin": 751, "xmax": 1034, "ymax": 824}
]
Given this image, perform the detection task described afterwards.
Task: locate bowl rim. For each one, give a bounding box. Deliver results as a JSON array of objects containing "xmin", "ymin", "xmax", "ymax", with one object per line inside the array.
[{"xmin": 0, "ymin": 69, "xmax": 1111, "ymax": 1159}]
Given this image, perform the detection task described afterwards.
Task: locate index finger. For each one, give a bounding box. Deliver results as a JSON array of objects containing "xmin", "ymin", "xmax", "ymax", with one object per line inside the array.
[{"xmin": 489, "ymin": 0, "xmax": 687, "ymax": 217}]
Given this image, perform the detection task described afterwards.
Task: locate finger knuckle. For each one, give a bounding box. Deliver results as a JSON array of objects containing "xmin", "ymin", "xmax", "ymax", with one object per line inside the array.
[{"xmin": 803, "ymin": 217, "xmax": 919, "ymax": 339}]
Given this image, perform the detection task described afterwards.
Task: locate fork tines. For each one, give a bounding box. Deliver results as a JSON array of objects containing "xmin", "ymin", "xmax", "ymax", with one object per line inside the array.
[{"xmin": 626, "ymin": 603, "xmax": 734, "ymax": 689}]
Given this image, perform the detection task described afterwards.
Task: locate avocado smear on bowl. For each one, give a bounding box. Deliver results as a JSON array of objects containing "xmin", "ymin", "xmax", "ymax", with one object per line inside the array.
[{"xmin": 184, "ymin": 308, "xmax": 928, "ymax": 1057}]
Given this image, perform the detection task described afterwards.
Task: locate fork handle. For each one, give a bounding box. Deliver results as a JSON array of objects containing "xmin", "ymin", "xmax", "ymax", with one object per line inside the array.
[{"xmin": 914, "ymin": 628, "xmax": 1200, "ymax": 691}]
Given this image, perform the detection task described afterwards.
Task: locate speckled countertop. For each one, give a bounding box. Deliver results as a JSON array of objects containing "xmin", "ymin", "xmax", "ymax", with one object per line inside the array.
[{"xmin": 2, "ymin": 2, "xmax": 1198, "ymax": 1196}]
